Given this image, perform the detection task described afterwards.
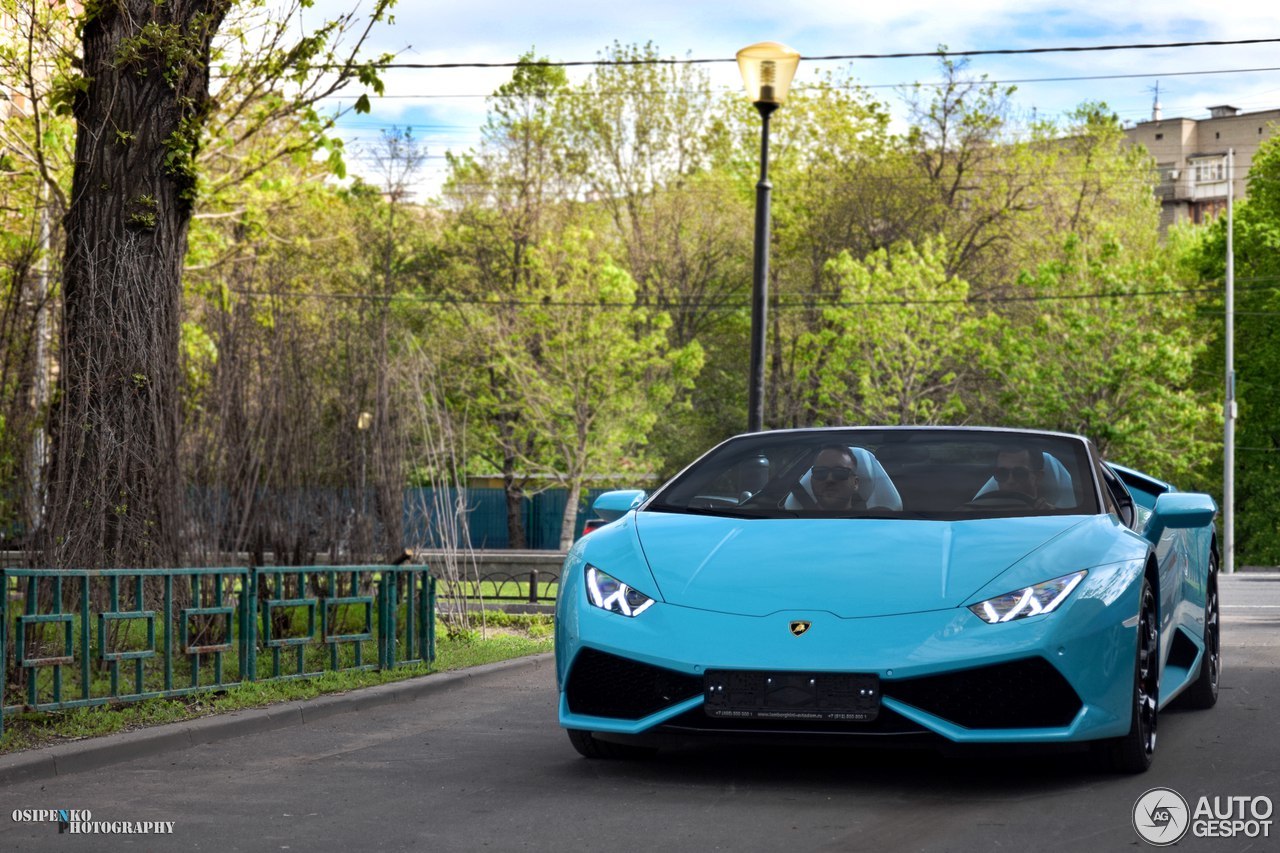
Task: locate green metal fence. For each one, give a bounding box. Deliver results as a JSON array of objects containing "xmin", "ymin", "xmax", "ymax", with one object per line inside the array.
[{"xmin": 0, "ymin": 566, "xmax": 435, "ymax": 739}]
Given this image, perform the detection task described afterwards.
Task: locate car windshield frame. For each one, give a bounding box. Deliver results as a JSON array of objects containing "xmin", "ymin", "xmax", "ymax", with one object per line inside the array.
[{"xmin": 644, "ymin": 427, "xmax": 1101, "ymax": 522}]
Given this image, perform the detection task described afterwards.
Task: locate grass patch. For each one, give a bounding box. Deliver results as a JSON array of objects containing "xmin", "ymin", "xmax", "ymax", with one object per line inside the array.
[
  {"xmin": 0, "ymin": 616, "xmax": 553, "ymax": 755},
  {"xmin": 449, "ymin": 609, "xmax": 555, "ymax": 639}
]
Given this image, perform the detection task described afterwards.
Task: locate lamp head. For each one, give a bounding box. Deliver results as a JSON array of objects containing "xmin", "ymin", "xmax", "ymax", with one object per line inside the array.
[{"xmin": 736, "ymin": 42, "xmax": 801, "ymax": 108}]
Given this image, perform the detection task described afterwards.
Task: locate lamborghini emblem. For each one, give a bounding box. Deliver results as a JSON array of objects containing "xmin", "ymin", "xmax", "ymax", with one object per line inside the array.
[{"xmin": 789, "ymin": 620, "xmax": 812, "ymax": 637}]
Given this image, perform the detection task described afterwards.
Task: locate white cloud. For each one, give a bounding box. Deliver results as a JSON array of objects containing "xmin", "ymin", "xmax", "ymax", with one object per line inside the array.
[{"xmin": 297, "ymin": 0, "xmax": 1280, "ymax": 194}]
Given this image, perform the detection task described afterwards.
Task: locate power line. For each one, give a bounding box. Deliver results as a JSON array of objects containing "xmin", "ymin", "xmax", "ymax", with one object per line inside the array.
[
  {"xmin": 344, "ymin": 38, "xmax": 1280, "ymax": 70},
  {"xmin": 352, "ymin": 171, "xmax": 1251, "ymax": 194},
  {"xmin": 867, "ymin": 65, "xmax": 1280, "ymax": 90},
  {"xmin": 218, "ymin": 282, "xmax": 1250, "ymax": 310},
  {"xmin": 314, "ymin": 67, "xmax": 1280, "ymax": 100},
  {"xmin": 807, "ymin": 39, "xmax": 1280, "ymax": 61}
]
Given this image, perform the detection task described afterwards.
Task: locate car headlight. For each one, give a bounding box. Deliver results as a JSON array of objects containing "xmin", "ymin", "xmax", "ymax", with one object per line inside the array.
[
  {"xmin": 969, "ymin": 570, "xmax": 1087, "ymax": 624},
  {"xmin": 585, "ymin": 565, "xmax": 655, "ymax": 617}
]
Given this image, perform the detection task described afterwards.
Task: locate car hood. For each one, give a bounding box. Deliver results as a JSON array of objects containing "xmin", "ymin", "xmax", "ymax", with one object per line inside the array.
[{"xmin": 632, "ymin": 512, "xmax": 1091, "ymax": 618}]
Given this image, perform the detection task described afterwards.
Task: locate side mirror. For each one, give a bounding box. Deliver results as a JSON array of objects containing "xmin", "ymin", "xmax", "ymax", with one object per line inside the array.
[
  {"xmin": 1144, "ymin": 492, "xmax": 1217, "ymax": 543},
  {"xmin": 592, "ymin": 490, "xmax": 647, "ymax": 522}
]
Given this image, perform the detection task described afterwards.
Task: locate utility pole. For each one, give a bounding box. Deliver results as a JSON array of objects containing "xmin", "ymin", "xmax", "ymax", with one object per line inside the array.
[{"xmin": 1224, "ymin": 148, "xmax": 1235, "ymax": 574}]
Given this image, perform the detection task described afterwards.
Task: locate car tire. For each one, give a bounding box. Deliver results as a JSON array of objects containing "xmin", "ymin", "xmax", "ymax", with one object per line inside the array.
[
  {"xmin": 1101, "ymin": 574, "xmax": 1159, "ymax": 774},
  {"xmin": 566, "ymin": 728, "xmax": 657, "ymax": 760},
  {"xmin": 1178, "ymin": 555, "xmax": 1220, "ymax": 710}
]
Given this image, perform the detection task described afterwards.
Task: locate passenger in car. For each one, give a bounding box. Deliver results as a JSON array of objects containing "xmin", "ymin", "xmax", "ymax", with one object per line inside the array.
[
  {"xmin": 808, "ymin": 445, "xmax": 867, "ymax": 511},
  {"xmin": 993, "ymin": 446, "xmax": 1053, "ymax": 509}
]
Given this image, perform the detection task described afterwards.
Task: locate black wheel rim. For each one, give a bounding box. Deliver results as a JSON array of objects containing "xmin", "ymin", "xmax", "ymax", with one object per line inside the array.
[
  {"xmin": 1137, "ymin": 584, "xmax": 1158, "ymax": 756},
  {"xmin": 1206, "ymin": 583, "xmax": 1220, "ymax": 692}
]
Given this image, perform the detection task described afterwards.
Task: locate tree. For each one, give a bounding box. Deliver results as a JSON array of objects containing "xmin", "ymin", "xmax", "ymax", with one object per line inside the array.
[
  {"xmin": 566, "ymin": 42, "xmax": 741, "ymax": 344},
  {"xmin": 722, "ymin": 72, "xmax": 905, "ymax": 429},
  {"xmin": 994, "ymin": 234, "xmax": 1216, "ymax": 479},
  {"xmin": 737, "ymin": 70, "xmax": 900, "ymax": 293},
  {"xmin": 442, "ymin": 52, "xmax": 574, "ymax": 547},
  {"xmin": 345, "ymin": 128, "xmax": 430, "ymax": 559},
  {"xmin": 445, "ymin": 51, "xmax": 576, "ymax": 286},
  {"xmin": 0, "ymin": 0, "xmax": 78, "ymax": 547},
  {"xmin": 1185, "ymin": 133, "xmax": 1280, "ymax": 563},
  {"xmin": 487, "ymin": 227, "xmax": 703, "ymax": 548},
  {"xmin": 38, "ymin": 0, "xmax": 232, "ymax": 568},
  {"xmin": 784, "ymin": 238, "xmax": 999, "ymax": 426},
  {"xmin": 40, "ymin": 0, "xmax": 393, "ymax": 569},
  {"xmin": 564, "ymin": 44, "xmax": 750, "ymax": 466}
]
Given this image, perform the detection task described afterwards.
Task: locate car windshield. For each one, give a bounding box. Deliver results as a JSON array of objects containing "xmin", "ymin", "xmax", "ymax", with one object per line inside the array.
[{"xmin": 645, "ymin": 429, "xmax": 1099, "ymax": 521}]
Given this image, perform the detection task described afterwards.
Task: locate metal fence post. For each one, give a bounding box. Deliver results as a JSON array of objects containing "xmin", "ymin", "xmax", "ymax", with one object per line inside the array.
[
  {"xmin": 386, "ymin": 570, "xmax": 398, "ymax": 669},
  {"xmin": 415, "ymin": 570, "xmax": 434, "ymax": 664},
  {"xmin": 377, "ymin": 571, "xmax": 388, "ymax": 669},
  {"xmin": 428, "ymin": 575, "xmax": 436, "ymax": 663},
  {"xmin": 245, "ymin": 569, "xmax": 258, "ymax": 682},
  {"xmin": 528, "ymin": 570, "xmax": 538, "ymax": 603},
  {"xmin": 23, "ymin": 576, "xmax": 36, "ymax": 708},
  {"xmin": 1, "ymin": 569, "xmax": 6, "ymax": 740}
]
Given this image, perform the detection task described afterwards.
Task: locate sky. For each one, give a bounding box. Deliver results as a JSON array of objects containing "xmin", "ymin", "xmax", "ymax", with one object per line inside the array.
[{"xmin": 302, "ymin": 1, "xmax": 1280, "ymax": 198}]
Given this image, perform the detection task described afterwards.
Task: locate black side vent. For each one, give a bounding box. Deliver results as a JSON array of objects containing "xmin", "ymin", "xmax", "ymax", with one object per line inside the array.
[
  {"xmin": 1166, "ymin": 627, "xmax": 1200, "ymax": 672},
  {"xmin": 565, "ymin": 648, "xmax": 703, "ymax": 720},
  {"xmin": 885, "ymin": 657, "xmax": 1082, "ymax": 729}
]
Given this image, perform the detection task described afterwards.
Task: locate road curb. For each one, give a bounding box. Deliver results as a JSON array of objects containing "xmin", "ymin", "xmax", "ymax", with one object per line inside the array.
[{"xmin": 0, "ymin": 652, "xmax": 552, "ymax": 786}]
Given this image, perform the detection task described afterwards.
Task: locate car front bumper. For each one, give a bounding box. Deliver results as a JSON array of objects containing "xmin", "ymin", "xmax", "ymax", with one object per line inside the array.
[{"xmin": 556, "ymin": 558, "xmax": 1146, "ymax": 744}]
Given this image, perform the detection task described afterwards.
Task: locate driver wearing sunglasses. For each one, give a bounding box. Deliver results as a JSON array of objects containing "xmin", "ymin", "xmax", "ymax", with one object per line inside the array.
[
  {"xmin": 811, "ymin": 445, "xmax": 864, "ymax": 510},
  {"xmin": 993, "ymin": 446, "xmax": 1051, "ymax": 508}
]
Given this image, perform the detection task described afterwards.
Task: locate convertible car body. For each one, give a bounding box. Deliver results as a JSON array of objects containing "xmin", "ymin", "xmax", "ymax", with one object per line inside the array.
[{"xmin": 555, "ymin": 427, "xmax": 1219, "ymax": 772}]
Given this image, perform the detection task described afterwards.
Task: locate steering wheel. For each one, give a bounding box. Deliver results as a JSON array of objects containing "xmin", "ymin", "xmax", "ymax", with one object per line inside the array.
[{"xmin": 966, "ymin": 490, "xmax": 1038, "ymax": 507}]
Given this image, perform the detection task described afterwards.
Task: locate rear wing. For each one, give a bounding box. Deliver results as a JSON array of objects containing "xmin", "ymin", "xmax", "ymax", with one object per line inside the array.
[{"xmin": 1107, "ymin": 462, "xmax": 1175, "ymax": 509}]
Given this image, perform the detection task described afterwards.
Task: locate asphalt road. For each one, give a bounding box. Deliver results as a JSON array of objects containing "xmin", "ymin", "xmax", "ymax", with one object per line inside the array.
[{"xmin": 2, "ymin": 574, "xmax": 1278, "ymax": 853}]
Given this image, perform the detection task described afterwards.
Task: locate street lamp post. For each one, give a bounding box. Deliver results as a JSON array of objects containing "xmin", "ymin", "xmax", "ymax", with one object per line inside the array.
[{"xmin": 737, "ymin": 42, "xmax": 800, "ymax": 433}]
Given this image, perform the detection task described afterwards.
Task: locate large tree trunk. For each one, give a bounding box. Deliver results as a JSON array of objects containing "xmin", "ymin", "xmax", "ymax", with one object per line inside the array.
[
  {"xmin": 502, "ymin": 454, "xmax": 527, "ymax": 549},
  {"xmin": 558, "ymin": 479, "xmax": 581, "ymax": 552},
  {"xmin": 42, "ymin": 1, "xmax": 230, "ymax": 569}
]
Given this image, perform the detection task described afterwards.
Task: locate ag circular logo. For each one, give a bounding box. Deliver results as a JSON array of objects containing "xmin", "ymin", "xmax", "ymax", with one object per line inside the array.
[{"xmin": 1133, "ymin": 787, "xmax": 1191, "ymax": 846}]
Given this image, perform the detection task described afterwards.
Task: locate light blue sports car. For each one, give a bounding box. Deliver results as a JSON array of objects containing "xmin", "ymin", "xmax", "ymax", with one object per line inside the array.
[{"xmin": 555, "ymin": 427, "xmax": 1219, "ymax": 772}]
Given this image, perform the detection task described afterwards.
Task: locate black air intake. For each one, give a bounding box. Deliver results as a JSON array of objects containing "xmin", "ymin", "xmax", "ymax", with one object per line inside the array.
[
  {"xmin": 565, "ymin": 648, "xmax": 703, "ymax": 719},
  {"xmin": 885, "ymin": 657, "xmax": 1083, "ymax": 729}
]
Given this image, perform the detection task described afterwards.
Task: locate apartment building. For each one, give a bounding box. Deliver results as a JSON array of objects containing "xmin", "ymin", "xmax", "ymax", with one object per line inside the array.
[{"xmin": 1124, "ymin": 103, "xmax": 1280, "ymax": 229}]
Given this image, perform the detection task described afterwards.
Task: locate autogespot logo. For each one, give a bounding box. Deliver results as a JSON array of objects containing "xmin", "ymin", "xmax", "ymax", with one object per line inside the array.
[{"xmin": 1133, "ymin": 788, "xmax": 1191, "ymax": 846}]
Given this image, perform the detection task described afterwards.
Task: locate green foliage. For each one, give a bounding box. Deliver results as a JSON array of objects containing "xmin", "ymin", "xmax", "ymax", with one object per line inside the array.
[
  {"xmin": 474, "ymin": 225, "xmax": 705, "ymax": 542},
  {"xmin": 994, "ymin": 234, "xmax": 1216, "ymax": 481},
  {"xmin": 195, "ymin": 1, "xmax": 399, "ymax": 204},
  {"xmin": 113, "ymin": 19, "xmax": 209, "ymax": 84},
  {"xmin": 125, "ymin": 192, "xmax": 159, "ymax": 228},
  {"xmin": 791, "ymin": 238, "xmax": 999, "ymax": 426},
  {"xmin": 567, "ymin": 41, "xmax": 718, "ymax": 195},
  {"xmin": 164, "ymin": 111, "xmax": 206, "ymax": 200},
  {"xmin": 553, "ymin": 49, "xmax": 744, "ymax": 469},
  {"xmin": 0, "ymin": 1, "xmax": 77, "ymax": 541},
  {"xmin": 1182, "ymin": 133, "xmax": 1280, "ymax": 563},
  {"xmin": 179, "ymin": 320, "xmax": 218, "ymax": 403},
  {"xmin": 2, "ymin": 16, "xmax": 1254, "ymax": 568},
  {"xmin": 48, "ymin": 73, "xmax": 90, "ymax": 117}
]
